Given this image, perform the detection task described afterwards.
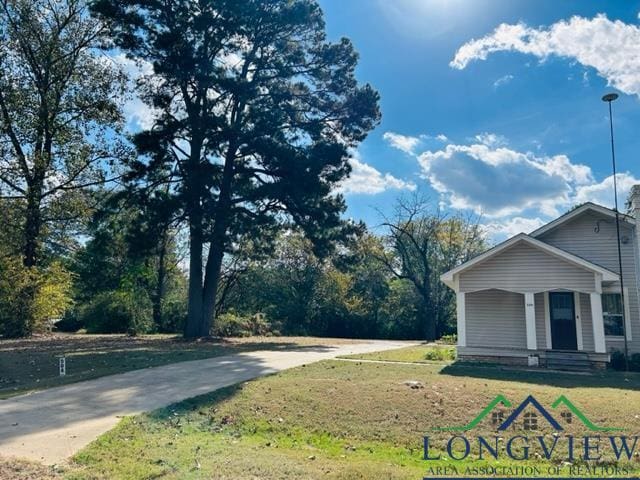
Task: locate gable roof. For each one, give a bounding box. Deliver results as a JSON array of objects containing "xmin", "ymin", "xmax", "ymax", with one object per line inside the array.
[
  {"xmin": 498, "ymin": 395, "xmax": 563, "ymax": 431},
  {"xmin": 440, "ymin": 233, "xmax": 619, "ymax": 289},
  {"xmin": 530, "ymin": 202, "xmax": 635, "ymax": 238}
]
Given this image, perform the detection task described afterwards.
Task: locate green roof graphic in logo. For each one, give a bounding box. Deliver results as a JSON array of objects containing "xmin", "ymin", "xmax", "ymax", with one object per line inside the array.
[
  {"xmin": 436, "ymin": 394, "xmax": 623, "ymax": 432},
  {"xmin": 551, "ymin": 395, "xmax": 623, "ymax": 432},
  {"xmin": 434, "ymin": 394, "xmax": 511, "ymax": 431}
]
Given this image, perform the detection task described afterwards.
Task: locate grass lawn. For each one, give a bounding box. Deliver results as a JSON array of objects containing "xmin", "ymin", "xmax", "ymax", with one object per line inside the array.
[
  {"xmin": 0, "ymin": 334, "xmax": 361, "ymax": 399},
  {"xmin": 339, "ymin": 343, "xmax": 455, "ymax": 364},
  {"xmin": 63, "ymin": 359, "xmax": 640, "ymax": 479}
]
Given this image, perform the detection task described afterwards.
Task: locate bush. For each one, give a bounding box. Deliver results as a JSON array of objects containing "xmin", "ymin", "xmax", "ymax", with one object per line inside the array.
[
  {"xmin": 631, "ymin": 353, "xmax": 640, "ymax": 372},
  {"xmin": 156, "ymin": 298, "xmax": 187, "ymax": 333},
  {"xmin": 423, "ymin": 346, "xmax": 456, "ymax": 362},
  {"xmin": 438, "ymin": 334, "xmax": 457, "ymax": 345},
  {"xmin": 81, "ymin": 289, "xmax": 153, "ymax": 334},
  {"xmin": 609, "ymin": 350, "xmax": 640, "ymax": 372},
  {"xmin": 0, "ymin": 258, "xmax": 73, "ymax": 337},
  {"xmin": 609, "ymin": 350, "xmax": 626, "ymax": 370},
  {"xmin": 54, "ymin": 310, "xmax": 83, "ymax": 332},
  {"xmin": 213, "ymin": 312, "xmax": 275, "ymax": 337}
]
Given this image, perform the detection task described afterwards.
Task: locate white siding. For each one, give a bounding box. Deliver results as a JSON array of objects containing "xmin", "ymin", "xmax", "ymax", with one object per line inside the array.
[
  {"xmin": 535, "ymin": 293, "xmax": 547, "ymax": 349},
  {"xmin": 538, "ymin": 211, "xmax": 640, "ymax": 353},
  {"xmin": 465, "ymin": 289, "xmax": 527, "ymax": 349},
  {"xmin": 458, "ymin": 243, "xmax": 596, "ymax": 293},
  {"xmin": 580, "ymin": 292, "xmax": 595, "ymax": 352}
]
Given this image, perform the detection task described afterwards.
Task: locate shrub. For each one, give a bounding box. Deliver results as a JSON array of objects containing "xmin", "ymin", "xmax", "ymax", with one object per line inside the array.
[
  {"xmin": 81, "ymin": 289, "xmax": 153, "ymax": 334},
  {"xmin": 423, "ymin": 346, "xmax": 456, "ymax": 362},
  {"xmin": 438, "ymin": 334, "xmax": 457, "ymax": 345},
  {"xmin": 630, "ymin": 353, "xmax": 640, "ymax": 372},
  {"xmin": 609, "ymin": 350, "xmax": 640, "ymax": 372},
  {"xmin": 156, "ymin": 298, "xmax": 187, "ymax": 333},
  {"xmin": 609, "ymin": 350, "xmax": 626, "ymax": 370},
  {"xmin": 54, "ymin": 310, "xmax": 84, "ymax": 332},
  {"xmin": 213, "ymin": 312, "xmax": 274, "ymax": 337},
  {"xmin": 0, "ymin": 258, "xmax": 73, "ymax": 337}
]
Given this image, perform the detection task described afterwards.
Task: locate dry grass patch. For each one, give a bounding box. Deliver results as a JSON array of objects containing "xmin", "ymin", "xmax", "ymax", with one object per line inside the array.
[{"xmin": 0, "ymin": 456, "xmax": 63, "ymax": 480}]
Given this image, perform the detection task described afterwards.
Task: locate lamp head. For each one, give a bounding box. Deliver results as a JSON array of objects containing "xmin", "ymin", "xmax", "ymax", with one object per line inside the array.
[{"xmin": 602, "ymin": 93, "xmax": 619, "ymax": 102}]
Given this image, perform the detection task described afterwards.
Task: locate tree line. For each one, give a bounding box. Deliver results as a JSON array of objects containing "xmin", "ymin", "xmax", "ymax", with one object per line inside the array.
[{"xmin": 0, "ymin": 0, "xmax": 486, "ymax": 340}]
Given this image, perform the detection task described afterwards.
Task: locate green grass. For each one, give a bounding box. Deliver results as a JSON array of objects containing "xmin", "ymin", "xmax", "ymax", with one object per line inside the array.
[
  {"xmin": 339, "ymin": 344, "xmax": 455, "ymax": 364},
  {"xmin": 0, "ymin": 334, "xmax": 356, "ymax": 399},
  {"xmin": 66, "ymin": 359, "xmax": 640, "ymax": 479}
]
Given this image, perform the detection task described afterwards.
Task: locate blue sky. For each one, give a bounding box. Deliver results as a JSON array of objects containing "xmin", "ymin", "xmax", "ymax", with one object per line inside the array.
[{"xmin": 318, "ymin": 0, "xmax": 640, "ymax": 239}]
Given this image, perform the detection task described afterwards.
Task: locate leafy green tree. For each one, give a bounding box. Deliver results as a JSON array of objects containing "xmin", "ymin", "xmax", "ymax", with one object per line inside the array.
[
  {"xmin": 0, "ymin": 255, "xmax": 73, "ymax": 336},
  {"xmin": 0, "ymin": 0, "xmax": 127, "ymax": 336},
  {"xmin": 379, "ymin": 195, "xmax": 486, "ymax": 340},
  {"xmin": 0, "ymin": 0, "xmax": 127, "ymax": 266},
  {"xmin": 92, "ymin": 0, "xmax": 380, "ymax": 338},
  {"xmin": 228, "ymin": 233, "xmax": 322, "ymax": 335},
  {"xmin": 71, "ymin": 202, "xmax": 186, "ymax": 334},
  {"xmin": 334, "ymin": 232, "xmax": 390, "ymax": 337}
]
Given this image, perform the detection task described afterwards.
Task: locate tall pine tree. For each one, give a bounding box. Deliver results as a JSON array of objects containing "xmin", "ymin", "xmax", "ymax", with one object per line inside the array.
[{"xmin": 92, "ymin": 0, "xmax": 380, "ymax": 337}]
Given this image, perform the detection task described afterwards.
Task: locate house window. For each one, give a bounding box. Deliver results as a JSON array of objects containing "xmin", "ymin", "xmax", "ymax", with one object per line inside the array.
[
  {"xmin": 491, "ymin": 411, "xmax": 504, "ymax": 426},
  {"xmin": 523, "ymin": 412, "xmax": 538, "ymax": 430},
  {"xmin": 602, "ymin": 293, "xmax": 624, "ymax": 336}
]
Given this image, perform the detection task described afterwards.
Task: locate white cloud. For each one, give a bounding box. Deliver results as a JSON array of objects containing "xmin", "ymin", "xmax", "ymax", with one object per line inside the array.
[
  {"xmin": 474, "ymin": 132, "xmax": 507, "ymax": 148},
  {"xmin": 535, "ymin": 154, "xmax": 593, "ymax": 185},
  {"xmin": 339, "ymin": 152, "xmax": 416, "ymax": 195},
  {"xmin": 483, "ymin": 216, "xmax": 547, "ymax": 238},
  {"xmin": 493, "ymin": 74, "xmax": 514, "ymax": 88},
  {"xmin": 418, "ymin": 142, "xmax": 580, "ymax": 217},
  {"xmin": 573, "ymin": 173, "xmax": 640, "ymax": 209},
  {"xmin": 382, "ymin": 132, "xmax": 422, "ymax": 155},
  {"xmin": 110, "ymin": 53, "xmax": 159, "ymax": 130},
  {"xmin": 451, "ymin": 14, "xmax": 640, "ymax": 97},
  {"xmin": 435, "ymin": 134, "xmax": 449, "ymax": 142}
]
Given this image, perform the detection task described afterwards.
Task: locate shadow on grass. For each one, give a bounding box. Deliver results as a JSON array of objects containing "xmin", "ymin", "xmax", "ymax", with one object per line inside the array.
[
  {"xmin": 0, "ymin": 337, "xmax": 337, "ymax": 399},
  {"xmin": 440, "ymin": 361, "xmax": 640, "ymax": 390},
  {"xmin": 145, "ymin": 381, "xmax": 246, "ymax": 421}
]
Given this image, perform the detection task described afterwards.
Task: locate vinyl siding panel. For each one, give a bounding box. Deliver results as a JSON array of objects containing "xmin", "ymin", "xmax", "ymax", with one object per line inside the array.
[
  {"xmin": 579, "ymin": 293, "xmax": 595, "ymax": 352},
  {"xmin": 465, "ymin": 289, "xmax": 526, "ymax": 349},
  {"xmin": 458, "ymin": 243, "xmax": 596, "ymax": 293},
  {"xmin": 535, "ymin": 293, "xmax": 547, "ymax": 349},
  {"xmin": 538, "ymin": 211, "xmax": 640, "ymax": 353}
]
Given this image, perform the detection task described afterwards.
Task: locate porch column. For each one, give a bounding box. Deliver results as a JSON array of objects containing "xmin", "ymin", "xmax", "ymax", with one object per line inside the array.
[
  {"xmin": 524, "ymin": 292, "xmax": 537, "ymax": 350},
  {"xmin": 456, "ymin": 292, "xmax": 466, "ymax": 347},
  {"xmin": 590, "ymin": 292, "xmax": 606, "ymax": 353}
]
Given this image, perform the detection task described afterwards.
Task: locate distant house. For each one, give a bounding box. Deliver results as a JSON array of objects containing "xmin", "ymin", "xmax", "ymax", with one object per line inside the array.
[{"xmin": 440, "ymin": 186, "xmax": 640, "ymax": 370}]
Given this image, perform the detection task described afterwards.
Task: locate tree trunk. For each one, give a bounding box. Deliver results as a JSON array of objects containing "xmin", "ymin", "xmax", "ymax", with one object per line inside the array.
[
  {"xmin": 200, "ymin": 141, "xmax": 236, "ymax": 336},
  {"xmin": 202, "ymin": 238, "xmax": 225, "ymax": 335},
  {"xmin": 184, "ymin": 217, "xmax": 204, "ymax": 338},
  {"xmin": 23, "ymin": 185, "xmax": 43, "ymax": 267},
  {"xmin": 152, "ymin": 227, "xmax": 168, "ymax": 327},
  {"xmin": 418, "ymin": 291, "xmax": 436, "ymax": 341},
  {"xmin": 183, "ymin": 138, "xmax": 206, "ymax": 338},
  {"xmin": 424, "ymin": 306, "xmax": 436, "ymax": 341}
]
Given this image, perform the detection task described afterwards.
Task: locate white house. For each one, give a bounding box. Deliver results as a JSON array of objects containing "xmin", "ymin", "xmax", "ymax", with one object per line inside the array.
[{"xmin": 440, "ymin": 186, "xmax": 640, "ymax": 370}]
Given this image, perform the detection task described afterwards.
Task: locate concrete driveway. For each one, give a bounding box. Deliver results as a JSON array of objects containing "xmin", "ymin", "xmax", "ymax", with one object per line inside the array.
[{"xmin": 0, "ymin": 340, "xmax": 410, "ymax": 464}]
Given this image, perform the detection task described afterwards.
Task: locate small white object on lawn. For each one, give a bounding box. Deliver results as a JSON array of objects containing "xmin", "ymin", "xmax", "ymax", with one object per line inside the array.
[{"xmin": 58, "ymin": 356, "xmax": 66, "ymax": 376}]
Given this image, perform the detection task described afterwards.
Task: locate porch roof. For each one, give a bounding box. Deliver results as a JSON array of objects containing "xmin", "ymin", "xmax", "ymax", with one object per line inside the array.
[{"xmin": 440, "ymin": 233, "xmax": 619, "ymax": 289}]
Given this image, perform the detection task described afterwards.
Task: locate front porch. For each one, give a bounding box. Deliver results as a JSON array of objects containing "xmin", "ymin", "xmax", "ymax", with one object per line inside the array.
[{"xmin": 440, "ymin": 234, "xmax": 621, "ymax": 369}]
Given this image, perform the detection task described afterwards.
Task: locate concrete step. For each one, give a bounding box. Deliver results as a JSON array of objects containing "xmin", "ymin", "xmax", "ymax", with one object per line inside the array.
[{"xmin": 545, "ymin": 351, "xmax": 593, "ymax": 371}]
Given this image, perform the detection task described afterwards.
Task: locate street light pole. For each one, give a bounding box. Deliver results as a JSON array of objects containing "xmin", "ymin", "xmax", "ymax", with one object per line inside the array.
[{"xmin": 602, "ymin": 92, "xmax": 629, "ymax": 372}]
